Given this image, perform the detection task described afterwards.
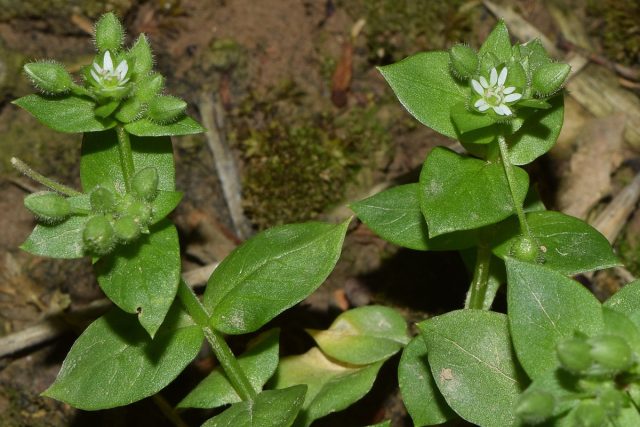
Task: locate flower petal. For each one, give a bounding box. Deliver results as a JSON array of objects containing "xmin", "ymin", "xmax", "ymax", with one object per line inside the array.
[
  {"xmin": 115, "ymin": 60, "xmax": 128, "ymax": 80},
  {"xmin": 504, "ymin": 93, "xmax": 522, "ymax": 103},
  {"xmin": 498, "ymin": 67, "xmax": 508, "ymax": 86},
  {"xmin": 499, "ymin": 104, "xmax": 512, "ymax": 115},
  {"xmin": 471, "ymin": 79, "xmax": 484, "ymax": 96},
  {"xmin": 90, "ymin": 69, "xmax": 100, "ymax": 83},
  {"xmin": 479, "ymin": 76, "xmax": 489, "ymax": 88},
  {"xmin": 474, "ymin": 98, "xmax": 488, "ymax": 108},
  {"xmin": 503, "ymin": 86, "xmax": 516, "ymax": 94},
  {"xmin": 478, "ymin": 103, "xmax": 490, "ymax": 112},
  {"xmin": 93, "ymin": 62, "xmax": 103, "ymax": 74},
  {"xmin": 490, "ymin": 68, "xmax": 498, "ymax": 86},
  {"xmin": 103, "ymin": 51, "xmax": 114, "ymax": 72}
]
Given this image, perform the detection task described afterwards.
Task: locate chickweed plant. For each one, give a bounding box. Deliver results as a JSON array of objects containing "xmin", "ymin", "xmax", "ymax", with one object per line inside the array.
[{"xmin": 12, "ymin": 13, "xmax": 640, "ymax": 427}]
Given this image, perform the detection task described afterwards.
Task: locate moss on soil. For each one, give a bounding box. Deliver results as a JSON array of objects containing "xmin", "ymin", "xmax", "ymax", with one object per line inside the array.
[{"xmin": 587, "ymin": 0, "xmax": 640, "ymax": 66}]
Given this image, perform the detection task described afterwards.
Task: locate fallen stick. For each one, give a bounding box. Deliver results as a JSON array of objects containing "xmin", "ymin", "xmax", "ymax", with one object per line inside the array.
[{"xmin": 0, "ymin": 263, "xmax": 217, "ymax": 358}]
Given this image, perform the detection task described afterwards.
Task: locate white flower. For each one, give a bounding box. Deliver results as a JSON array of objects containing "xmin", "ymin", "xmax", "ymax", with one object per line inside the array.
[
  {"xmin": 90, "ymin": 51, "xmax": 129, "ymax": 89},
  {"xmin": 471, "ymin": 67, "xmax": 522, "ymax": 116}
]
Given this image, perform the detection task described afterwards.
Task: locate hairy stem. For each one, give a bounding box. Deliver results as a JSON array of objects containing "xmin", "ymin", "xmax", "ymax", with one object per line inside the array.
[
  {"xmin": 176, "ymin": 280, "xmax": 257, "ymax": 401},
  {"xmin": 11, "ymin": 157, "xmax": 81, "ymax": 196},
  {"xmin": 497, "ymin": 134, "xmax": 531, "ymax": 236},
  {"xmin": 466, "ymin": 243, "xmax": 492, "ymax": 310},
  {"xmin": 116, "ymin": 126, "xmax": 135, "ymax": 191}
]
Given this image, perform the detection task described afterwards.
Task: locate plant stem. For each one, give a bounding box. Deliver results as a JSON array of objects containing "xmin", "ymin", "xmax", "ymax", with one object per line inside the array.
[
  {"xmin": 497, "ymin": 134, "xmax": 531, "ymax": 237},
  {"xmin": 176, "ymin": 279, "xmax": 257, "ymax": 401},
  {"xmin": 116, "ymin": 126, "xmax": 135, "ymax": 191},
  {"xmin": 466, "ymin": 243, "xmax": 492, "ymax": 310},
  {"xmin": 10, "ymin": 157, "xmax": 81, "ymax": 196}
]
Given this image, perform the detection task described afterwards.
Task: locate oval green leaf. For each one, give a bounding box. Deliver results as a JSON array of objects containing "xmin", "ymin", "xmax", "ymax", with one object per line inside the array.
[
  {"xmin": 270, "ymin": 347, "xmax": 382, "ymax": 427},
  {"xmin": 307, "ymin": 305, "xmax": 409, "ymax": 365},
  {"xmin": 419, "ymin": 310, "xmax": 526, "ymax": 427},
  {"xmin": 13, "ymin": 94, "xmax": 116, "ymax": 133},
  {"xmin": 178, "ymin": 329, "xmax": 280, "ymax": 409},
  {"xmin": 603, "ymin": 279, "xmax": 640, "ymax": 329},
  {"xmin": 378, "ymin": 51, "xmax": 467, "ymax": 139},
  {"xmin": 95, "ymin": 220, "xmax": 181, "ymax": 337},
  {"xmin": 478, "ymin": 20, "xmax": 512, "ymax": 63},
  {"xmin": 420, "ymin": 147, "xmax": 529, "ymax": 237},
  {"xmin": 21, "ymin": 215, "xmax": 90, "ymax": 259},
  {"xmin": 204, "ymin": 220, "xmax": 349, "ymax": 335},
  {"xmin": 202, "ymin": 385, "xmax": 307, "ymax": 427},
  {"xmin": 42, "ymin": 303, "xmax": 203, "ymax": 410},
  {"xmin": 506, "ymin": 258, "xmax": 604, "ymax": 379},
  {"xmin": 398, "ymin": 336, "xmax": 455, "ymax": 426},
  {"xmin": 124, "ymin": 116, "xmax": 205, "ymax": 137},
  {"xmin": 492, "ymin": 211, "xmax": 620, "ymax": 275}
]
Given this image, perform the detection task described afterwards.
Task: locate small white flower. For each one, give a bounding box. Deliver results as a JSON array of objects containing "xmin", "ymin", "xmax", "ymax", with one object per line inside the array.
[
  {"xmin": 471, "ymin": 67, "xmax": 522, "ymax": 116},
  {"xmin": 90, "ymin": 51, "xmax": 129, "ymax": 90}
]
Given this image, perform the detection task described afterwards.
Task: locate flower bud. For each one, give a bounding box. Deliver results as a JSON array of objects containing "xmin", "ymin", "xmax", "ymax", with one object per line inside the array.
[
  {"xmin": 83, "ymin": 215, "xmax": 115, "ymax": 256},
  {"xmin": 94, "ymin": 12, "xmax": 125, "ymax": 52},
  {"xmin": 147, "ymin": 95, "xmax": 187, "ymax": 123},
  {"xmin": 114, "ymin": 97, "xmax": 145, "ymax": 123},
  {"xmin": 510, "ymin": 236, "xmax": 540, "ymax": 262},
  {"xmin": 123, "ymin": 198, "xmax": 152, "ymax": 226},
  {"xmin": 573, "ymin": 401, "xmax": 605, "ymax": 427},
  {"xmin": 598, "ymin": 387, "xmax": 626, "ymax": 415},
  {"xmin": 516, "ymin": 389, "xmax": 554, "ymax": 424},
  {"xmin": 449, "ymin": 44, "xmax": 478, "ymax": 79},
  {"xmin": 114, "ymin": 215, "xmax": 141, "ymax": 243},
  {"xmin": 589, "ymin": 335, "xmax": 633, "ymax": 372},
  {"xmin": 135, "ymin": 73, "xmax": 164, "ymax": 102},
  {"xmin": 24, "ymin": 62, "xmax": 72, "ymax": 94},
  {"xmin": 127, "ymin": 34, "xmax": 154, "ymax": 77},
  {"xmin": 557, "ymin": 338, "xmax": 593, "ymax": 373},
  {"xmin": 24, "ymin": 191, "xmax": 70, "ymax": 222},
  {"xmin": 132, "ymin": 167, "xmax": 159, "ymax": 201},
  {"xmin": 90, "ymin": 187, "xmax": 116, "ymax": 213},
  {"xmin": 532, "ymin": 62, "xmax": 571, "ymax": 97}
]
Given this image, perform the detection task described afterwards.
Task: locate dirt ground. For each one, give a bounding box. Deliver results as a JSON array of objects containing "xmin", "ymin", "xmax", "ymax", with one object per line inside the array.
[{"xmin": 1, "ymin": 0, "xmax": 639, "ymax": 426}]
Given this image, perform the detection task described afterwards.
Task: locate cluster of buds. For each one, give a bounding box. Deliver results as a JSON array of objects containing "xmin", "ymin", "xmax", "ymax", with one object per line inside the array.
[
  {"xmin": 517, "ymin": 334, "xmax": 636, "ymax": 425},
  {"xmin": 83, "ymin": 167, "xmax": 159, "ymax": 255},
  {"xmin": 22, "ymin": 13, "xmax": 187, "ymax": 126},
  {"xmin": 448, "ymin": 39, "xmax": 571, "ymax": 120}
]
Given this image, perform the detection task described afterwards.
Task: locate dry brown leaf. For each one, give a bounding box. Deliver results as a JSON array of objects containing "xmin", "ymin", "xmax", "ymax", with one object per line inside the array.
[
  {"xmin": 331, "ymin": 41, "xmax": 352, "ymax": 108},
  {"xmin": 557, "ymin": 114, "xmax": 627, "ymax": 219}
]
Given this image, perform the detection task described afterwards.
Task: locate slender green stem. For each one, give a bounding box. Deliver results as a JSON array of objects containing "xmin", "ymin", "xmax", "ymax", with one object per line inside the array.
[
  {"xmin": 116, "ymin": 126, "xmax": 135, "ymax": 191},
  {"xmin": 11, "ymin": 157, "xmax": 81, "ymax": 196},
  {"xmin": 176, "ymin": 280, "xmax": 257, "ymax": 401},
  {"xmin": 497, "ymin": 134, "xmax": 531, "ymax": 237},
  {"xmin": 466, "ymin": 243, "xmax": 492, "ymax": 310}
]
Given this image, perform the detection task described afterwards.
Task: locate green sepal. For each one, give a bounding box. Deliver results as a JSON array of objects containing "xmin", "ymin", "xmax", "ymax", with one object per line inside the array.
[
  {"xmin": 42, "ymin": 302, "xmax": 204, "ymax": 410},
  {"xmin": 451, "ymin": 102, "xmax": 495, "ymax": 135},
  {"xmin": 13, "ymin": 94, "xmax": 116, "ymax": 133},
  {"xmin": 94, "ymin": 100, "xmax": 120, "ymax": 118}
]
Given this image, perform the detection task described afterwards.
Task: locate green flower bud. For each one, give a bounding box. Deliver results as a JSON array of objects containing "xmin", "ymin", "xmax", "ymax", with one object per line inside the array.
[
  {"xmin": 516, "ymin": 389, "xmax": 554, "ymax": 424},
  {"xmin": 124, "ymin": 198, "xmax": 152, "ymax": 226},
  {"xmin": 127, "ymin": 34, "xmax": 154, "ymax": 78},
  {"xmin": 83, "ymin": 215, "xmax": 115, "ymax": 256},
  {"xmin": 147, "ymin": 95, "xmax": 187, "ymax": 124},
  {"xmin": 598, "ymin": 387, "xmax": 626, "ymax": 415},
  {"xmin": 532, "ymin": 62, "xmax": 571, "ymax": 97},
  {"xmin": 23, "ymin": 62, "xmax": 72, "ymax": 94},
  {"xmin": 557, "ymin": 338, "xmax": 593, "ymax": 373},
  {"xmin": 114, "ymin": 97, "xmax": 145, "ymax": 123},
  {"xmin": 90, "ymin": 187, "xmax": 116, "ymax": 213},
  {"xmin": 510, "ymin": 236, "xmax": 540, "ymax": 262},
  {"xmin": 573, "ymin": 401, "xmax": 605, "ymax": 427},
  {"xmin": 449, "ymin": 44, "xmax": 478, "ymax": 79},
  {"xmin": 94, "ymin": 12, "xmax": 125, "ymax": 52},
  {"xmin": 132, "ymin": 167, "xmax": 159, "ymax": 201},
  {"xmin": 589, "ymin": 335, "xmax": 633, "ymax": 372},
  {"xmin": 24, "ymin": 191, "xmax": 70, "ymax": 222},
  {"xmin": 135, "ymin": 73, "xmax": 164, "ymax": 102},
  {"xmin": 114, "ymin": 215, "xmax": 141, "ymax": 243}
]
